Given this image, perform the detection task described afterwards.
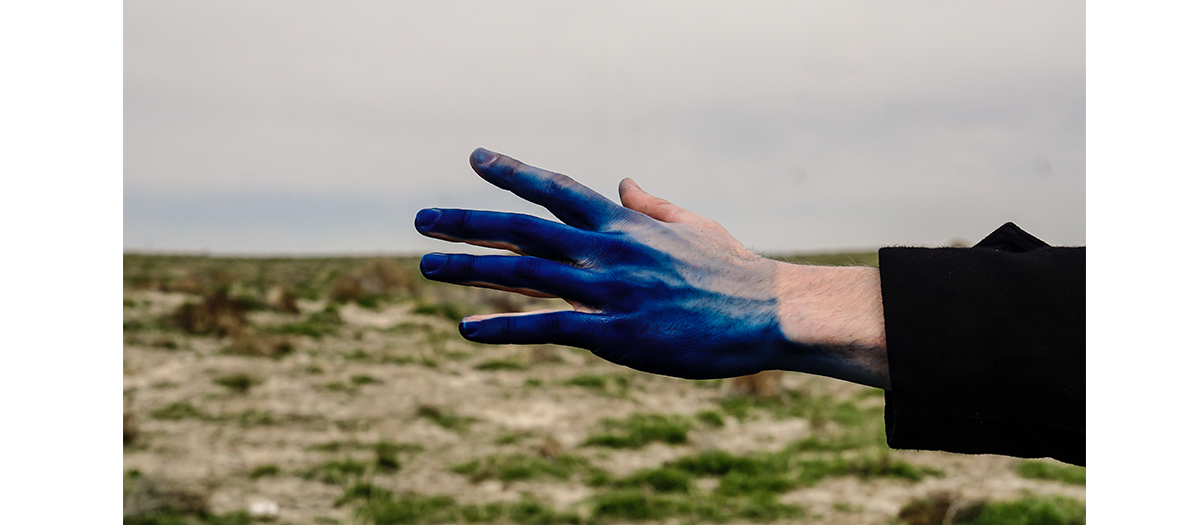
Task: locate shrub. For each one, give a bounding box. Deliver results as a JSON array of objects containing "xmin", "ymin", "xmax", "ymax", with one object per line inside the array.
[{"xmin": 172, "ymin": 290, "xmax": 249, "ymax": 336}]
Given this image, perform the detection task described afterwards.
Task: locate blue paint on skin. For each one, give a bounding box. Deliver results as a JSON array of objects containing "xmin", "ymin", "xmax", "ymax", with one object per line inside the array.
[{"xmin": 415, "ymin": 148, "xmax": 811, "ymax": 380}]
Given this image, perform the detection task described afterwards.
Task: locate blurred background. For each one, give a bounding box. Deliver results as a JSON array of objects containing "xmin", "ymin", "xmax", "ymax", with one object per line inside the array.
[{"xmin": 124, "ymin": 0, "xmax": 1084, "ymax": 255}]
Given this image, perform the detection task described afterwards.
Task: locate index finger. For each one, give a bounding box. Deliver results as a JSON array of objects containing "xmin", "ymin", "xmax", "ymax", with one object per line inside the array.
[{"xmin": 469, "ymin": 148, "xmax": 636, "ymax": 231}]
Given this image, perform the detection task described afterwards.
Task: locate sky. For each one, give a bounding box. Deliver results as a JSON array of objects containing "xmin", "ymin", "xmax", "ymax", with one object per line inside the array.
[{"xmin": 124, "ymin": 0, "xmax": 1084, "ymax": 255}]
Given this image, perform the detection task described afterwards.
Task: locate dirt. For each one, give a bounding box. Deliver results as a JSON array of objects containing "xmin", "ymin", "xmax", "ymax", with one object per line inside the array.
[{"xmin": 123, "ymin": 292, "xmax": 1084, "ymax": 525}]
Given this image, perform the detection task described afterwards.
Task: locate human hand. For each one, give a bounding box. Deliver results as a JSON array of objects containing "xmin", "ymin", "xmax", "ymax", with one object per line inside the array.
[{"xmin": 415, "ymin": 148, "xmax": 888, "ymax": 386}]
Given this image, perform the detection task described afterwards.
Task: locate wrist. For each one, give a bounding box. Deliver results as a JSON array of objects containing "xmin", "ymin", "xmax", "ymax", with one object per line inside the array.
[{"xmin": 771, "ymin": 261, "xmax": 890, "ymax": 389}]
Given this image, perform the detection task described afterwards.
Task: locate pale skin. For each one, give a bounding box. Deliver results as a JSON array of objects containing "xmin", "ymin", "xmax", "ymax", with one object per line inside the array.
[
  {"xmin": 616, "ymin": 178, "xmax": 889, "ymax": 389},
  {"xmin": 416, "ymin": 148, "xmax": 890, "ymax": 390}
]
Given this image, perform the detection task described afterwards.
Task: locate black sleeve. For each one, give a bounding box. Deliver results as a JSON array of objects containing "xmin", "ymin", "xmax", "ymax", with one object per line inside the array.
[{"xmin": 877, "ymin": 223, "xmax": 1085, "ymax": 466}]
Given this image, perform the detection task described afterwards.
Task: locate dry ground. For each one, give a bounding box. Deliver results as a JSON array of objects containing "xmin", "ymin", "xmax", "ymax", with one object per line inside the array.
[{"xmin": 122, "ymin": 255, "xmax": 1084, "ymax": 525}]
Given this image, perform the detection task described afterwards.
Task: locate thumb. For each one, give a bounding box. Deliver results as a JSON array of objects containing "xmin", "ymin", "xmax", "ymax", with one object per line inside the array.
[{"xmin": 618, "ymin": 178, "xmax": 716, "ymax": 228}]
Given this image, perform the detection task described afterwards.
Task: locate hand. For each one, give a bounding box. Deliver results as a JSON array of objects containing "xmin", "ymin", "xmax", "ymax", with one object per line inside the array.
[{"xmin": 415, "ymin": 148, "xmax": 888, "ymax": 386}]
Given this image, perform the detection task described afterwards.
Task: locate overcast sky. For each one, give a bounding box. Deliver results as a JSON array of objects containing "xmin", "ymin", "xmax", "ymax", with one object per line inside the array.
[{"xmin": 124, "ymin": 0, "xmax": 1084, "ymax": 255}]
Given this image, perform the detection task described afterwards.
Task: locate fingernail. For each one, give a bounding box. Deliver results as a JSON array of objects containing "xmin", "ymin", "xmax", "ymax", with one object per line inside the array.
[
  {"xmin": 420, "ymin": 253, "xmax": 446, "ymax": 274},
  {"xmin": 415, "ymin": 208, "xmax": 442, "ymax": 230},
  {"xmin": 459, "ymin": 320, "xmax": 481, "ymax": 338},
  {"xmin": 471, "ymin": 148, "xmax": 497, "ymax": 167}
]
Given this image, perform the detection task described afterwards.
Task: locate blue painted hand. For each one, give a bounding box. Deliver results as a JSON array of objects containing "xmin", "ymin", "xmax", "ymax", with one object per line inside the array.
[{"xmin": 415, "ymin": 148, "xmax": 887, "ymax": 385}]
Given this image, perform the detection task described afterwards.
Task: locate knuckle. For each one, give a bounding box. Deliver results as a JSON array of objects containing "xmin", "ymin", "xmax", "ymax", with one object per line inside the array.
[
  {"xmin": 544, "ymin": 174, "xmax": 576, "ymax": 197},
  {"xmin": 545, "ymin": 314, "xmax": 562, "ymax": 334},
  {"xmin": 513, "ymin": 257, "xmax": 541, "ymax": 279}
]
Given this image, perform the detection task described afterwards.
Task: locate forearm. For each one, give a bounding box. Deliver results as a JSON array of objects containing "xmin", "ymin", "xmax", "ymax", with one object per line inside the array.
[{"xmin": 770, "ymin": 262, "xmax": 890, "ymax": 390}]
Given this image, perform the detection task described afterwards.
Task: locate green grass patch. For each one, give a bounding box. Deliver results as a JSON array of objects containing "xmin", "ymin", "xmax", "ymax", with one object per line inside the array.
[
  {"xmin": 373, "ymin": 441, "xmax": 418, "ymax": 472},
  {"xmin": 411, "ymin": 302, "xmax": 466, "ymax": 322},
  {"xmin": 1016, "ymin": 460, "xmax": 1086, "ymax": 486},
  {"xmin": 124, "ymin": 469, "xmax": 254, "ymax": 525},
  {"xmin": 451, "ymin": 453, "xmax": 594, "ymax": 483},
  {"xmin": 151, "ymin": 401, "xmax": 206, "ymax": 421},
  {"xmin": 354, "ymin": 492, "xmax": 458, "ymax": 524},
  {"xmin": 346, "ymin": 490, "xmax": 580, "ymax": 525},
  {"xmin": 308, "ymin": 439, "xmax": 367, "ymax": 453},
  {"xmin": 302, "ymin": 458, "xmax": 371, "ymax": 485},
  {"xmin": 323, "ymin": 381, "xmax": 354, "ymax": 394},
  {"xmin": 793, "ymin": 424, "xmax": 887, "ymax": 452},
  {"xmin": 235, "ymin": 408, "xmax": 278, "ymax": 426},
  {"xmin": 384, "ymin": 321, "xmax": 436, "ymax": 335},
  {"xmin": 717, "ymin": 389, "xmax": 878, "ymax": 428},
  {"xmin": 248, "ymin": 464, "xmax": 280, "ymax": 480},
  {"xmin": 123, "ymin": 319, "xmax": 148, "ymax": 332},
  {"xmin": 494, "ymin": 430, "xmax": 537, "ymax": 445},
  {"xmin": 561, "ymin": 373, "xmax": 630, "ymax": 396},
  {"xmin": 610, "ymin": 466, "xmax": 695, "ymax": 493},
  {"xmin": 416, "ymin": 405, "xmax": 477, "ymax": 433},
  {"xmin": 582, "ymin": 413, "xmax": 692, "ymax": 449},
  {"xmin": 899, "ymin": 493, "xmax": 1085, "ymax": 525},
  {"xmin": 350, "ymin": 374, "xmax": 383, "ymax": 386},
  {"xmin": 695, "ymin": 410, "xmax": 726, "ymax": 428},
  {"xmin": 381, "ymin": 353, "xmax": 440, "ymax": 368},
  {"xmin": 343, "ymin": 349, "xmax": 371, "ymax": 361},
  {"xmin": 473, "ymin": 359, "xmax": 530, "ymax": 371},
  {"xmin": 589, "ymin": 490, "xmax": 686, "ymax": 522},
  {"xmin": 306, "ymin": 439, "xmax": 423, "ymax": 467},
  {"xmin": 961, "ymin": 494, "xmax": 1085, "ymax": 525},
  {"xmin": 473, "ymin": 495, "xmax": 581, "ymax": 525},
  {"xmin": 665, "ymin": 447, "xmax": 941, "ymax": 498},
  {"xmin": 335, "ymin": 482, "xmax": 392, "ymax": 507},
  {"xmin": 588, "ymin": 489, "xmax": 805, "ymax": 523},
  {"xmin": 273, "ymin": 304, "xmax": 343, "ymax": 339},
  {"xmin": 833, "ymin": 501, "xmax": 863, "ymax": 513},
  {"xmin": 213, "ymin": 373, "xmax": 261, "ymax": 394}
]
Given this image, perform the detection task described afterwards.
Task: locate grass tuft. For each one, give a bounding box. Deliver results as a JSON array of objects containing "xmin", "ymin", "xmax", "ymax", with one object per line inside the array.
[
  {"xmin": 354, "ymin": 493, "xmax": 458, "ymax": 524},
  {"xmin": 898, "ymin": 492, "xmax": 1085, "ymax": 525},
  {"xmin": 213, "ymin": 373, "xmax": 261, "ymax": 394},
  {"xmin": 695, "ymin": 410, "xmax": 726, "ymax": 428},
  {"xmin": 474, "ymin": 359, "xmax": 530, "ymax": 371},
  {"xmin": 1016, "ymin": 460, "xmax": 1086, "ymax": 486},
  {"xmin": 350, "ymin": 374, "xmax": 383, "ymax": 386},
  {"xmin": 451, "ymin": 453, "xmax": 593, "ymax": 483},
  {"xmin": 582, "ymin": 413, "xmax": 692, "ymax": 449},
  {"xmin": 562, "ymin": 373, "xmax": 630, "ymax": 396},
  {"xmin": 961, "ymin": 494, "xmax": 1085, "ymax": 525},
  {"xmin": 302, "ymin": 458, "xmax": 370, "ymax": 485},
  {"xmin": 151, "ymin": 401, "xmax": 206, "ymax": 421},
  {"xmin": 248, "ymin": 464, "xmax": 281, "ymax": 480},
  {"xmin": 416, "ymin": 405, "xmax": 477, "ymax": 433},
  {"xmin": 335, "ymin": 482, "xmax": 392, "ymax": 507}
]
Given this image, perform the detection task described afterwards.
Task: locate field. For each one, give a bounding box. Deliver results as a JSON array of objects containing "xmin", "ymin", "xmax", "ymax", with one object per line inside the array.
[{"xmin": 122, "ymin": 253, "xmax": 1084, "ymax": 525}]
